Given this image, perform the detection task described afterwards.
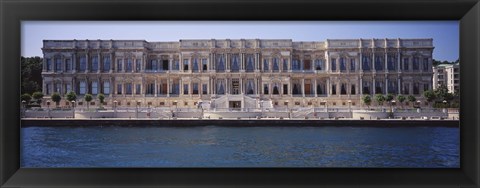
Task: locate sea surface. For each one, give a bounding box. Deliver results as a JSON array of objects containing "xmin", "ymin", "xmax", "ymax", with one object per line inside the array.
[{"xmin": 21, "ymin": 126, "xmax": 459, "ymax": 168}]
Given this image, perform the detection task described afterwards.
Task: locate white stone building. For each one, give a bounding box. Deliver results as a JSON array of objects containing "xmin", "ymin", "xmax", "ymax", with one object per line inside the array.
[
  {"xmin": 41, "ymin": 38, "xmax": 434, "ymax": 109},
  {"xmin": 432, "ymin": 63, "xmax": 459, "ymax": 93}
]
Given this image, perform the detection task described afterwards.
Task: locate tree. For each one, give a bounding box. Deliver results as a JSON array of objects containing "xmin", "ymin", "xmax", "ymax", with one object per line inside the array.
[
  {"xmin": 434, "ymin": 84, "xmax": 450, "ymax": 102},
  {"xmin": 51, "ymin": 93, "xmax": 61, "ymax": 107},
  {"xmin": 386, "ymin": 93, "xmax": 394, "ymax": 103},
  {"xmin": 32, "ymin": 91, "xmax": 44, "ymax": 104},
  {"xmin": 21, "ymin": 93, "xmax": 32, "ymax": 104},
  {"xmin": 375, "ymin": 94, "xmax": 385, "ymax": 107},
  {"xmin": 423, "ymin": 90, "xmax": 436, "ymax": 106},
  {"xmin": 97, "ymin": 93, "xmax": 105, "ymax": 108},
  {"xmin": 408, "ymin": 95, "xmax": 416, "ymax": 108},
  {"xmin": 21, "ymin": 56, "xmax": 43, "ymax": 94},
  {"xmin": 397, "ymin": 95, "xmax": 406, "ymax": 109},
  {"xmin": 66, "ymin": 91, "xmax": 77, "ymax": 107},
  {"xmin": 362, "ymin": 95, "xmax": 372, "ymax": 109},
  {"xmin": 84, "ymin": 94, "xmax": 93, "ymax": 110}
]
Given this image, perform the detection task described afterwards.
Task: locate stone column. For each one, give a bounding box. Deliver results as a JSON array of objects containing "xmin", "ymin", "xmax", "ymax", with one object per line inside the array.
[
  {"xmin": 301, "ymin": 78, "xmax": 305, "ymax": 97},
  {"xmin": 85, "ymin": 53, "xmax": 89, "ymax": 73},
  {"xmin": 385, "ymin": 51, "xmax": 388, "ymax": 73},
  {"xmin": 372, "ymin": 78, "xmax": 376, "ymax": 95},
  {"xmin": 314, "ymin": 79, "xmax": 317, "ymax": 97},
  {"xmin": 397, "ymin": 77, "xmax": 401, "ymax": 95},
  {"xmin": 154, "ymin": 79, "xmax": 157, "ymax": 97},
  {"xmin": 385, "ymin": 78, "xmax": 389, "ymax": 94},
  {"xmin": 397, "ymin": 49, "xmax": 401, "ymax": 73},
  {"xmin": 359, "ymin": 50, "xmax": 363, "ymax": 72}
]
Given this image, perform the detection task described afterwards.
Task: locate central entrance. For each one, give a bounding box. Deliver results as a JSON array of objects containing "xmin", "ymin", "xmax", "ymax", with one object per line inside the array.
[{"xmin": 229, "ymin": 101, "xmax": 241, "ymax": 110}]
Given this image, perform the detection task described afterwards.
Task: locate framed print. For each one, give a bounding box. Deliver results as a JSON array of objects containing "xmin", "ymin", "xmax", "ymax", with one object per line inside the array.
[{"xmin": 1, "ymin": 0, "xmax": 479, "ymax": 187}]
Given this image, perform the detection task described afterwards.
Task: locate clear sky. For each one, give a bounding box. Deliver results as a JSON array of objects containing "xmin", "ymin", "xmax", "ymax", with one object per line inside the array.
[{"xmin": 22, "ymin": 21, "xmax": 459, "ymax": 62}]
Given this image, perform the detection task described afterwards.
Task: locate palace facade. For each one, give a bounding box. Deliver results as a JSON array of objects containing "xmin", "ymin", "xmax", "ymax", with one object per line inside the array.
[{"xmin": 41, "ymin": 38, "xmax": 434, "ymax": 109}]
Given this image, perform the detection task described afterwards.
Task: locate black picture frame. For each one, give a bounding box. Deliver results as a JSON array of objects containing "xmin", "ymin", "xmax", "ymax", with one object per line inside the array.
[{"xmin": 1, "ymin": 0, "xmax": 479, "ymax": 187}]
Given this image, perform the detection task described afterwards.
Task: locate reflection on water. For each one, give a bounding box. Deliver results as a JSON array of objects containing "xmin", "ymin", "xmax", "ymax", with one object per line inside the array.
[{"xmin": 21, "ymin": 126, "xmax": 459, "ymax": 167}]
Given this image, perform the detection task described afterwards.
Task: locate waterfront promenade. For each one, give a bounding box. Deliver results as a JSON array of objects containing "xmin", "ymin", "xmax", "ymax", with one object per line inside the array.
[{"xmin": 21, "ymin": 106, "xmax": 459, "ymax": 121}]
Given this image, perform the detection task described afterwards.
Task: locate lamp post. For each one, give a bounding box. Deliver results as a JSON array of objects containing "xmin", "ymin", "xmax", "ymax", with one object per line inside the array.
[
  {"xmin": 113, "ymin": 100, "xmax": 117, "ymax": 118},
  {"xmin": 416, "ymin": 100, "xmax": 421, "ymax": 113},
  {"xmin": 347, "ymin": 100, "xmax": 352, "ymax": 112},
  {"xmin": 71, "ymin": 100, "xmax": 75, "ymax": 119},
  {"xmin": 391, "ymin": 100, "xmax": 396, "ymax": 112},
  {"xmin": 46, "ymin": 100, "xmax": 51, "ymax": 118},
  {"xmin": 22, "ymin": 100, "xmax": 26, "ymax": 118},
  {"xmin": 443, "ymin": 100, "xmax": 447, "ymax": 114},
  {"xmin": 136, "ymin": 100, "xmax": 141, "ymax": 119}
]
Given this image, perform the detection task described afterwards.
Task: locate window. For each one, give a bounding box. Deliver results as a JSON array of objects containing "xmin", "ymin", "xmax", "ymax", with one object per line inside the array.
[
  {"xmin": 103, "ymin": 81, "xmax": 110, "ymax": 95},
  {"xmin": 423, "ymin": 83, "xmax": 429, "ymax": 92},
  {"xmin": 150, "ymin": 60, "xmax": 157, "ymax": 71},
  {"xmin": 55, "ymin": 58, "xmax": 62, "ymax": 72},
  {"xmin": 412, "ymin": 57, "xmax": 419, "ymax": 70},
  {"xmin": 173, "ymin": 60, "xmax": 180, "ymax": 70},
  {"xmin": 65, "ymin": 59, "xmax": 72, "ymax": 71},
  {"xmin": 362, "ymin": 56, "xmax": 370, "ymax": 71},
  {"xmin": 403, "ymin": 83, "xmax": 410, "ymax": 95},
  {"xmin": 375, "ymin": 56, "xmax": 383, "ymax": 71},
  {"xmin": 217, "ymin": 80, "xmax": 225, "ymax": 94},
  {"xmin": 292, "ymin": 59, "xmax": 301, "ymax": 70},
  {"xmin": 202, "ymin": 58, "xmax": 208, "ymax": 71},
  {"xmin": 247, "ymin": 80, "xmax": 255, "ymax": 94},
  {"xmin": 117, "ymin": 84, "xmax": 122, "ymax": 94},
  {"xmin": 65, "ymin": 84, "xmax": 71, "ymax": 93},
  {"xmin": 91, "ymin": 81, "xmax": 98, "ymax": 95},
  {"xmin": 162, "ymin": 60, "xmax": 169, "ymax": 70},
  {"xmin": 103, "ymin": 56, "xmax": 111, "ymax": 72},
  {"xmin": 46, "ymin": 59, "xmax": 52, "ymax": 71},
  {"xmin": 202, "ymin": 84, "xmax": 208, "ymax": 94},
  {"xmin": 331, "ymin": 58, "xmax": 336, "ymax": 71},
  {"xmin": 231, "ymin": 55, "xmax": 240, "ymax": 72},
  {"xmin": 273, "ymin": 83, "xmax": 279, "ymax": 95},
  {"xmin": 135, "ymin": 59, "xmax": 141, "ymax": 72},
  {"xmin": 183, "ymin": 59, "xmax": 189, "ymax": 71},
  {"xmin": 283, "ymin": 84, "xmax": 288, "ymax": 95},
  {"xmin": 283, "ymin": 59, "xmax": 288, "ymax": 71},
  {"xmin": 91, "ymin": 56, "xmax": 99, "ymax": 72},
  {"xmin": 350, "ymin": 59, "xmax": 355, "ymax": 71},
  {"xmin": 246, "ymin": 56, "xmax": 255, "ymax": 72},
  {"xmin": 363, "ymin": 81, "xmax": 370, "ymax": 94},
  {"xmin": 263, "ymin": 59, "xmax": 269, "ymax": 71},
  {"xmin": 193, "ymin": 83, "xmax": 199, "ymax": 94},
  {"xmin": 315, "ymin": 59, "xmax": 324, "ymax": 70},
  {"xmin": 193, "ymin": 58, "xmax": 199, "ymax": 72},
  {"xmin": 403, "ymin": 58, "xmax": 409, "ymax": 71},
  {"xmin": 264, "ymin": 84, "xmax": 269, "ymax": 95},
  {"xmin": 331, "ymin": 84, "xmax": 337, "ymax": 95},
  {"xmin": 116, "ymin": 59, "xmax": 123, "ymax": 71},
  {"xmin": 340, "ymin": 58, "xmax": 346, "ymax": 71},
  {"xmin": 126, "ymin": 59, "xmax": 133, "ymax": 72},
  {"xmin": 80, "ymin": 57, "xmax": 87, "ymax": 71},
  {"xmin": 438, "ymin": 75, "xmax": 444, "ymax": 79},
  {"xmin": 216, "ymin": 54, "xmax": 225, "ymax": 72},
  {"xmin": 375, "ymin": 81, "xmax": 383, "ymax": 94},
  {"xmin": 126, "ymin": 83, "xmax": 132, "ymax": 95},
  {"xmin": 422, "ymin": 58, "xmax": 429, "ymax": 71},
  {"xmin": 272, "ymin": 58, "xmax": 279, "ymax": 71},
  {"xmin": 388, "ymin": 56, "xmax": 395, "ymax": 71},
  {"xmin": 183, "ymin": 84, "xmax": 189, "ymax": 94},
  {"xmin": 351, "ymin": 84, "xmax": 356, "ymax": 95},
  {"xmin": 413, "ymin": 83, "xmax": 419, "ymax": 94},
  {"xmin": 46, "ymin": 83, "xmax": 51, "ymax": 95},
  {"xmin": 79, "ymin": 81, "xmax": 86, "ymax": 95},
  {"xmin": 55, "ymin": 83, "xmax": 61, "ymax": 93},
  {"xmin": 341, "ymin": 83, "xmax": 347, "ymax": 95},
  {"xmin": 136, "ymin": 84, "xmax": 141, "ymax": 95},
  {"xmin": 388, "ymin": 81, "xmax": 397, "ymax": 94}
]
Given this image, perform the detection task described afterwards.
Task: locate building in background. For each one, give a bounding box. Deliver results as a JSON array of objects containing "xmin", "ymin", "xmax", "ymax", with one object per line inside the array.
[
  {"xmin": 41, "ymin": 38, "xmax": 434, "ymax": 109},
  {"xmin": 432, "ymin": 63, "xmax": 460, "ymax": 93}
]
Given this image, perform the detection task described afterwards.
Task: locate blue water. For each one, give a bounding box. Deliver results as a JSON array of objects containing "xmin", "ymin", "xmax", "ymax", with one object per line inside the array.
[{"xmin": 21, "ymin": 126, "xmax": 459, "ymax": 168}]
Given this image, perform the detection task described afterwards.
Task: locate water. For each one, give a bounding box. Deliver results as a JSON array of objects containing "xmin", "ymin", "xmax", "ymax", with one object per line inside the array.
[{"xmin": 21, "ymin": 126, "xmax": 459, "ymax": 168}]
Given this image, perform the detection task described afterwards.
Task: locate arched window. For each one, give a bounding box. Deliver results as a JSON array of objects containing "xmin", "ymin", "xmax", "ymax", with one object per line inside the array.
[
  {"xmin": 246, "ymin": 56, "xmax": 254, "ymax": 72},
  {"xmin": 247, "ymin": 81, "xmax": 254, "ymax": 94},
  {"xmin": 273, "ymin": 83, "xmax": 279, "ymax": 95},
  {"xmin": 231, "ymin": 54, "xmax": 240, "ymax": 72},
  {"xmin": 193, "ymin": 58, "xmax": 199, "ymax": 72},
  {"xmin": 216, "ymin": 55, "xmax": 225, "ymax": 72},
  {"xmin": 341, "ymin": 83, "xmax": 347, "ymax": 95},
  {"xmin": 273, "ymin": 58, "xmax": 279, "ymax": 71}
]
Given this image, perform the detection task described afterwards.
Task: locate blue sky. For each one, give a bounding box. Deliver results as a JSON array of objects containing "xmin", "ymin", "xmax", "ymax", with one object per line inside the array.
[{"xmin": 22, "ymin": 21, "xmax": 459, "ymax": 62}]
